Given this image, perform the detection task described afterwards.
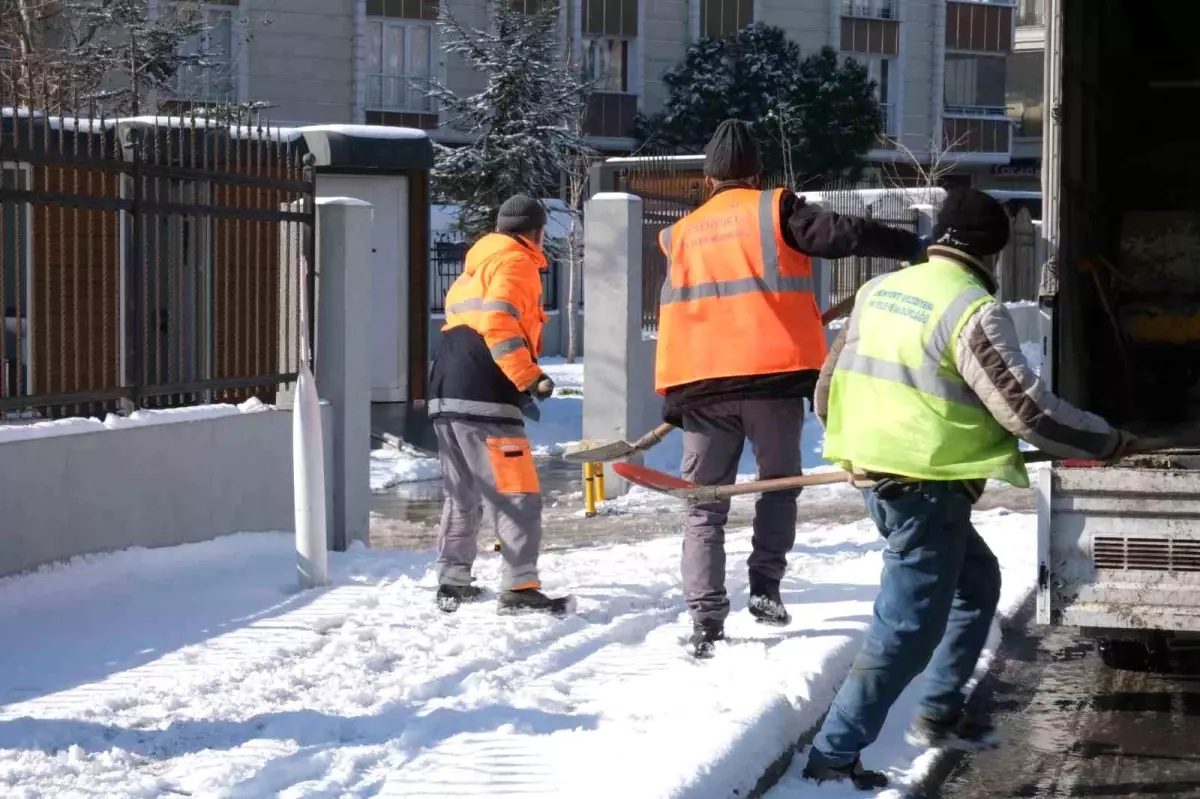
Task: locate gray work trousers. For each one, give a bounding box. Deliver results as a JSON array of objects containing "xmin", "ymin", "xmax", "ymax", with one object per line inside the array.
[
  {"xmin": 434, "ymin": 418, "xmax": 543, "ymax": 591},
  {"xmin": 680, "ymin": 398, "xmax": 804, "ymax": 626}
]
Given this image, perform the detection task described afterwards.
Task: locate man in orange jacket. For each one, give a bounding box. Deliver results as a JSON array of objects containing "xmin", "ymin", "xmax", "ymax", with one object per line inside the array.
[
  {"xmin": 428, "ymin": 195, "xmax": 571, "ymax": 617},
  {"xmin": 656, "ymin": 120, "xmax": 925, "ymax": 657}
]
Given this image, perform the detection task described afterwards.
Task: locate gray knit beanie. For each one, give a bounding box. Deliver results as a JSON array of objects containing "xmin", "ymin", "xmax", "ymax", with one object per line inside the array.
[
  {"xmin": 703, "ymin": 119, "xmax": 763, "ymax": 181},
  {"xmin": 496, "ymin": 194, "xmax": 548, "ymax": 233}
]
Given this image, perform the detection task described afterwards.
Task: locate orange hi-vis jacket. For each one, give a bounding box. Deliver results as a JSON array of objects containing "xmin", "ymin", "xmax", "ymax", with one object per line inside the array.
[
  {"xmin": 442, "ymin": 232, "xmax": 548, "ymax": 393},
  {"xmin": 654, "ymin": 187, "xmax": 827, "ymax": 394}
]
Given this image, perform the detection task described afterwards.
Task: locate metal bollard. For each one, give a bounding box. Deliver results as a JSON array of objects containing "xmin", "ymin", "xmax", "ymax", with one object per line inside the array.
[
  {"xmin": 596, "ymin": 464, "xmax": 606, "ymax": 502},
  {"xmin": 584, "ymin": 462, "xmax": 598, "ymax": 517}
]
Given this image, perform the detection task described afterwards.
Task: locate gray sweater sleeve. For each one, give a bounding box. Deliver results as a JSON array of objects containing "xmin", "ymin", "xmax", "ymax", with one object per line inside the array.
[{"xmin": 953, "ymin": 300, "xmax": 1120, "ymax": 460}]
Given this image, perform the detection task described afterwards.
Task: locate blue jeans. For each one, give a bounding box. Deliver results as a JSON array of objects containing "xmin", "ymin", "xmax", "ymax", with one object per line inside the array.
[{"xmin": 810, "ymin": 481, "xmax": 1001, "ymax": 767}]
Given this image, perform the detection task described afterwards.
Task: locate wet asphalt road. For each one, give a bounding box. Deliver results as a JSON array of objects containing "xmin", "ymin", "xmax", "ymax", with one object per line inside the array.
[{"xmin": 916, "ymin": 607, "xmax": 1200, "ymax": 799}]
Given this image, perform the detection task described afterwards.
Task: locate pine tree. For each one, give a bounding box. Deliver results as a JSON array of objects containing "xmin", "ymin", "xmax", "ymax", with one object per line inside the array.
[
  {"xmin": 426, "ymin": 0, "xmax": 593, "ymax": 241},
  {"xmin": 0, "ymin": 0, "xmax": 249, "ymax": 114},
  {"xmin": 634, "ymin": 24, "xmax": 881, "ymax": 182}
]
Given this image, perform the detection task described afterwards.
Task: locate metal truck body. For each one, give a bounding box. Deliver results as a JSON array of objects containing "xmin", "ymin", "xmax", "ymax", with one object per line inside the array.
[{"xmin": 1035, "ymin": 0, "xmax": 1200, "ymax": 657}]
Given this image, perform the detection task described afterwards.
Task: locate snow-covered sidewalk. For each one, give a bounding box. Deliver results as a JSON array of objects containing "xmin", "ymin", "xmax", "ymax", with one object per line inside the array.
[{"xmin": 0, "ymin": 509, "xmax": 1035, "ymax": 797}]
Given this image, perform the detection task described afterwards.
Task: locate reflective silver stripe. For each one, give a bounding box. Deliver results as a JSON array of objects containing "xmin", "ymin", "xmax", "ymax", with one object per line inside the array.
[
  {"xmin": 838, "ymin": 281, "xmax": 990, "ymax": 407},
  {"xmin": 660, "ymin": 189, "xmax": 812, "ymax": 306},
  {"xmin": 489, "ymin": 337, "xmax": 528, "ymax": 358},
  {"xmin": 925, "ymin": 284, "xmax": 990, "ymax": 363},
  {"xmin": 428, "ymin": 398, "xmax": 524, "ymax": 421},
  {"xmin": 837, "ymin": 351, "xmax": 982, "ymax": 406},
  {"xmin": 757, "ymin": 188, "xmax": 781, "ymax": 288},
  {"xmin": 447, "ymin": 297, "xmax": 521, "ymax": 319}
]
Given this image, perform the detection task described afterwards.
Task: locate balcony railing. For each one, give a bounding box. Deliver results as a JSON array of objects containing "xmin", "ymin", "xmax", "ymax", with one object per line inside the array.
[
  {"xmin": 943, "ymin": 103, "xmax": 1008, "ymax": 118},
  {"xmin": 842, "ymin": 0, "xmax": 895, "ymax": 19}
]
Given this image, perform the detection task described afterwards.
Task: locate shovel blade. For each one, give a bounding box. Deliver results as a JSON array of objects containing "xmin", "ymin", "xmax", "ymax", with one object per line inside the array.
[
  {"xmin": 612, "ymin": 462, "xmax": 698, "ymax": 491},
  {"xmin": 562, "ymin": 438, "xmax": 637, "ymax": 463}
]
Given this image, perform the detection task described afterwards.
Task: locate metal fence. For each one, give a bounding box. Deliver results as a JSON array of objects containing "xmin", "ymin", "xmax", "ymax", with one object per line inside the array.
[
  {"xmin": 429, "ymin": 229, "xmax": 562, "ymax": 313},
  {"xmin": 802, "ymin": 175, "xmax": 924, "ymax": 305},
  {"xmin": 0, "ymin": 103, "xmax": 315, "ymax": 421},
  {"xmin": 589, "ymin": 154, "xmax": 704, "ymax": 331},
  {"xmin": 588, "ymin": 155, "xmax": 1042, "ymax": 330}
]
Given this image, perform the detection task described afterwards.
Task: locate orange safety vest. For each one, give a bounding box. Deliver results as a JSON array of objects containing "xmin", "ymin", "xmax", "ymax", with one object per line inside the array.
[
  {"xmin": 654, "ymin": 187, "xmax": 827, "ymax": 393},
  {"xmin": 442, "ymin": 233, "xmax": 547, "ymax": 392}
]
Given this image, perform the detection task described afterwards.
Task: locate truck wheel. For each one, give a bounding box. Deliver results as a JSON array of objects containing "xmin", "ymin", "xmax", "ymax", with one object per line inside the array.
[{"xmin": 1097, "ymin": 638, "xmax": 1149, "ymax": 671}]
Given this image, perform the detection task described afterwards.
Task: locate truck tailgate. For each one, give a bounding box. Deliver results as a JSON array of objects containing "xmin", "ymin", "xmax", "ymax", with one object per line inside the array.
[{"xmin": 1037, "ymin": 464, "xmax": 1200, "ymax": 631}]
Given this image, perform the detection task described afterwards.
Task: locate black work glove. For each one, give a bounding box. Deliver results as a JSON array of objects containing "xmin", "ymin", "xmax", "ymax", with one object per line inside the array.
[
  {"xmin": 907, "ymin": 234, "xmax": 930, "ymax": 265},
  {"xmin": 1105, "ymin": 430, "xmax": 1138, "ymax": 463},
  {"xmin": 530, "ymin": 373, "xmax": 555, "ymax": 401}
]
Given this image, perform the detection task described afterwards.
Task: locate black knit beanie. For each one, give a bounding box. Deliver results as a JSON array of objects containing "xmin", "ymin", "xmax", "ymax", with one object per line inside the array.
[
  {"xmin": 496, "ymin": 194, "xmax": 548, "ymax": 233},
  {"xmin": 933, "ymin": 188, "xmax": 1011, "ymax": 257},
  {"xmin": 703, "ymin": 119, "xmax": 763, "ymax": 181}
]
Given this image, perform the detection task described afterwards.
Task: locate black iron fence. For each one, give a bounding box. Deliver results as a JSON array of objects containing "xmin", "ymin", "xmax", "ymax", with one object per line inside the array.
[
  {"xmin": 429, "ymin": 229, "xmax": 562, "ymax": 313},
  {"xmin": 0, "ymin": 103, "xmax": 316, "ymax": 421},
  {"xmin": 805, "ymin": 175, "xmax": 924, "ymax": 305},
  {"xmin": 589, "ymin": 156, "xmax": 1042, "ymax": 329}
]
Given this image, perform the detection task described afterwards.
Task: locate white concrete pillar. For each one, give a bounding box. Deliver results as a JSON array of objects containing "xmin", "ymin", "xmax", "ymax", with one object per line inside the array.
[
  {"xmin": 581, "ymin": 193, "xmax": 657, "ymax": 498},
  {"xmin": 910, "ymin": 203, "xmax": 936, "ymax": 240},
  {"xmin": 315, "ymin": 198, "xmax": 374, "ymax": 550}
]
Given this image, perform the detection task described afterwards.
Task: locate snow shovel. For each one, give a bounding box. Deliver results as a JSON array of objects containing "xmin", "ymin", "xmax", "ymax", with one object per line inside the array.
[
  {"xmin": 561, "ymin": 293, "xmax": 859, "ymax": 465},
  {"xmin": 612, "ymin": 435, "xmax": 1200, "ymax": 503}
]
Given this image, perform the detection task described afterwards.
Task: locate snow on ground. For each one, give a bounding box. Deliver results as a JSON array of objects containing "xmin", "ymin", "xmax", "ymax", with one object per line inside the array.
[{"xmin": 0, "ymin": 510, "xmax": 1036, "ymax": 798}]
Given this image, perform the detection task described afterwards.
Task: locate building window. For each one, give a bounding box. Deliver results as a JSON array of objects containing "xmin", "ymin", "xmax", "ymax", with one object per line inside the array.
[
  {"xmin": 845, "ymin": 55, "xmax": 897, "ymax": 136},
  {"xmin": 365, "ymin": 0, "xmax": 437, "ymax": 18},
  {"xmin": 944, "ymin": 54, "xmax": 1007, "ymax": 115},
  {"xmin": 583, "ymin": 0, "xmax": 638, "ymax": 38},
  {"xmin": 366, "ymin": 18, "xmax": 436, "ymax": 115},
  {"xmin": 700, "ymin": 0, "xmax": 752, "ymax": 40},
  {"xmin": 1016, "ymin": 0, "xmax": 1043, "ymax": 27},
  {"xmin": 842, "ymin": 0, "xmax": 895, "ymax": 20},
  {"xmin": 584, "ymin": 36, "xmax": 629, "ymax": 93},
  {"xmin": 173, "ymin": 5, "xmax": 237, "ymax": 103},
  {"xmin": 509, "ymin": 0, "xmax": 544, "ymax": 12},
  {"xmin": 1006, "ymin": 49, "xmax": 1043, "ymax": 138}
]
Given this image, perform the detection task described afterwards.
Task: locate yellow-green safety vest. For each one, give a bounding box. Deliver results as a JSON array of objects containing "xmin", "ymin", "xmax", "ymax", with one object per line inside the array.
[{"xmin": 821, "ymin": 258, "xmax": 1029, "ymax": 488}]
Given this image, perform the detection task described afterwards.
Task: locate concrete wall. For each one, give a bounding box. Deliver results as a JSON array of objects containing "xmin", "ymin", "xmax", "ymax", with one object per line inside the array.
[
  {"xmin": 643, "ymin": 0, "xmax": 689, "ymax": 114},
  {"xmin": 899, "ymin": 0, "xmax": 939, "ymax": 155},
  {"xmin": 245, "ymin": 0, "xmax": 357, "ymax": 124},
  {"xmin": 759, "ymin": 0, "xmax": 831, "ymax": 55},
  {"xmin": 0, "ymin": 408, "xmax": 334, "ymax": 579}
]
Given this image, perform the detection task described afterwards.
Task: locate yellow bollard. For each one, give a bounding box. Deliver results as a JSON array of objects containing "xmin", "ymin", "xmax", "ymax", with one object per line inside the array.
[
  {"xmin": 493, "ymin": 538, "xmax": 502, "ymax": 552},
  {"xmin": 584, "ymin": 462, "xmax": 597, "ymax": 517},
  {"xmin": 595, "ymin": 464, "xmax": 605, "ymax": 503}
]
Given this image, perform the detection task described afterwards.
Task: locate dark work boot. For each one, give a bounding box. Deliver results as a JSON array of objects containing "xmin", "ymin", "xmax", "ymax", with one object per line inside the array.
[
  {"xmin": 748, "ymin": 571, "xmax": 791, "ymax": 627},
  {"xmin": 497, "ymin": 587, "xmax": 574, "ymax": 617},
  {"xmin": 905, "ymin": 713, "xmax": 1000, "ymax": 751},
  {"xmin": 801, "ymin": 751, "xmax": 888, "ymax": 790},
  {"xmin": 436, "ymin": 584, "xmax": 486, "ymax": 614},
  {"xmin": 689, "ymin": 622, "xmax": 725, "ymax": 659}
]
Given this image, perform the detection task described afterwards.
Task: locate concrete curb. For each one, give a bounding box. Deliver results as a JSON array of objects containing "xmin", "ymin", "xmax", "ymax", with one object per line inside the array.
[{"xmin": 905, "ymin": 592, "xmax": 1039, "ymax": 798}]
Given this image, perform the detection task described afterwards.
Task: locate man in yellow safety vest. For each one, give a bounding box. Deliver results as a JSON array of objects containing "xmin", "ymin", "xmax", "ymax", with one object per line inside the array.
[{"xmin": 801, "ymin": 188, "xmax": 1136, "ymax": 790}]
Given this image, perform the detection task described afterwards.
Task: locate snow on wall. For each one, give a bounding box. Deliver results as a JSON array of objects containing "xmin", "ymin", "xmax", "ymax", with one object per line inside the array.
[{"xmin": 0, "ymin": 399, "xmax": 271, "ymax": 445}]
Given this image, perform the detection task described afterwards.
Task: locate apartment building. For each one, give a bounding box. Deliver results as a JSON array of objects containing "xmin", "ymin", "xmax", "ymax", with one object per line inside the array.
[
  {"xmin": 183, "ymin": 0, "xmax": 1020, "ymax": 182},
  {"xmin": 993, "ymin": 0, "xmax": 1044, "ymax": 191}
]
